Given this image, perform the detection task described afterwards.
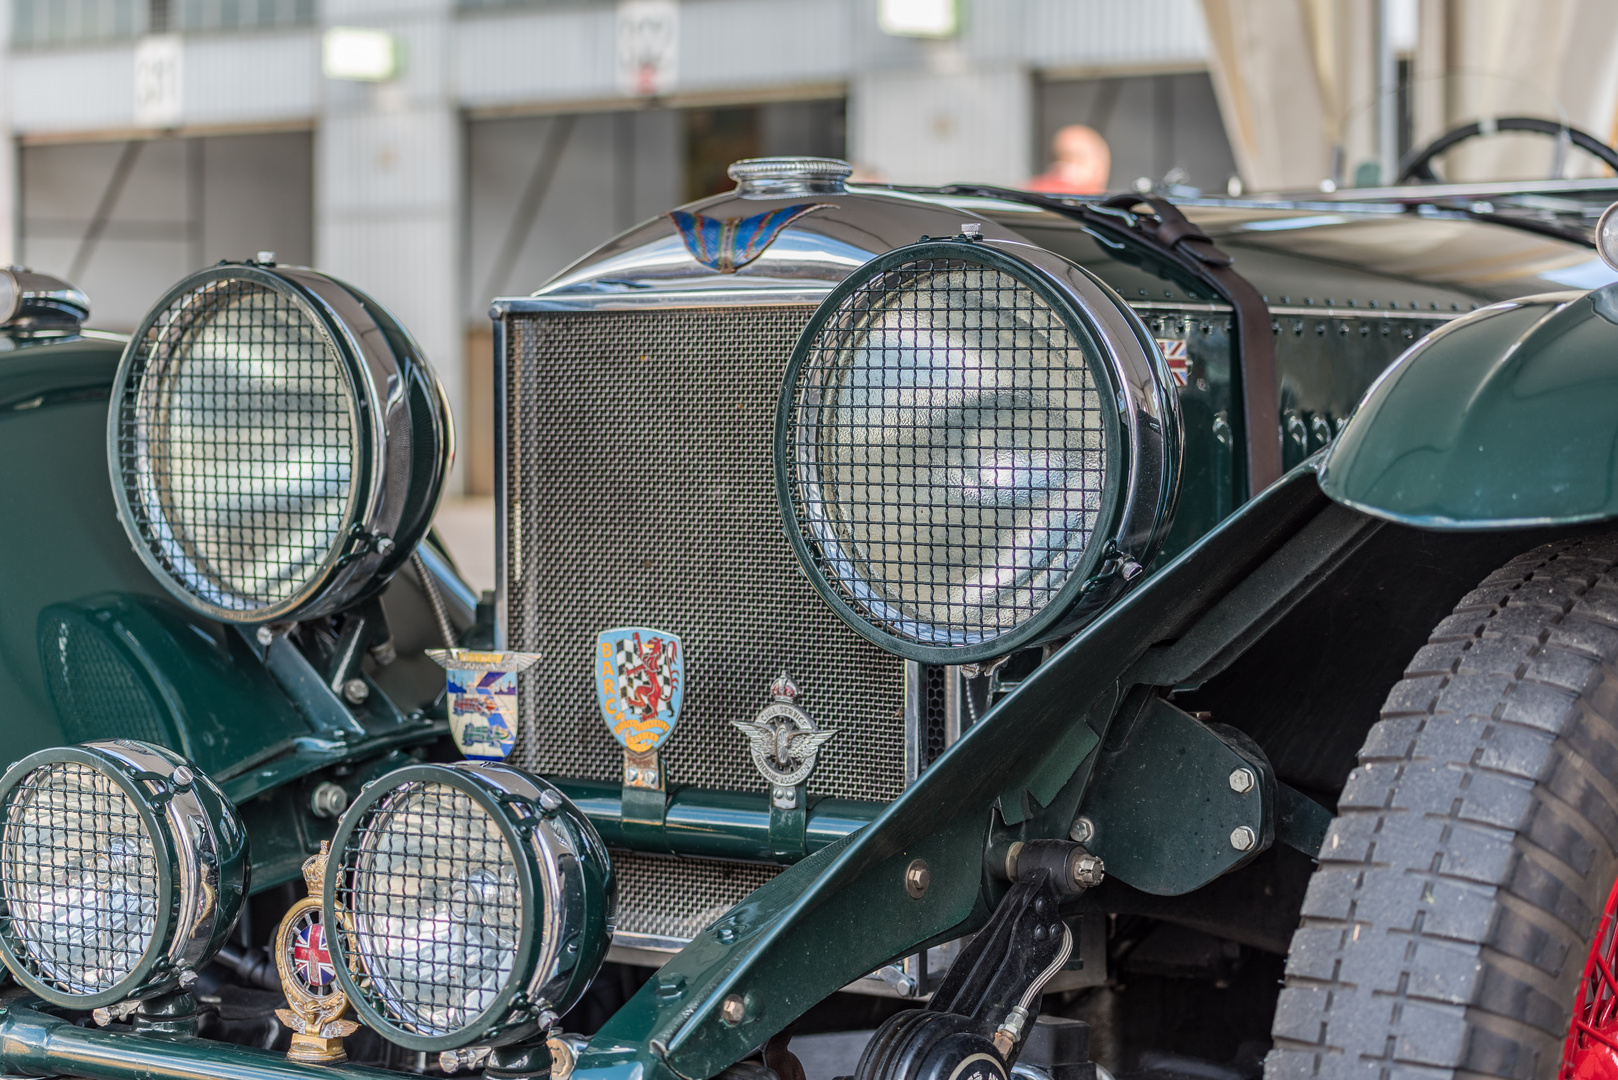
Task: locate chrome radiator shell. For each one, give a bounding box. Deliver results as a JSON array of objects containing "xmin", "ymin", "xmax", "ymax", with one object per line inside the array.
[{"xmin": 493, "ymin": 187, "xmax": 1064, "ymax": 960}]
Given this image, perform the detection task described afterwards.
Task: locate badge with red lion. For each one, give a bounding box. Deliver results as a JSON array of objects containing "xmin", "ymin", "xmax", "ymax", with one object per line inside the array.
[{"xmin": 595, "ymin": 626, "xmax": 684, "ymax": 754}]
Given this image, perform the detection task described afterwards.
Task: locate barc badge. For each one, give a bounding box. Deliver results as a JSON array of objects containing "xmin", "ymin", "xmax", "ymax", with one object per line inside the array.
[
  {"xmin": 596, "ymin": 626, "xmax": 684, "ymax": 789},
  {"xmin": 427, "ymin": 649, "xmax": 541, "ymax": 761}
]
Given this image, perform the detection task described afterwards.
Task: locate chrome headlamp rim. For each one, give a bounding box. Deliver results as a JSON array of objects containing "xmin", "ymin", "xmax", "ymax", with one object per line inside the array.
[
  {"xmin": 0, "ymin": 740, "xmax": 247, "ymax": 1009},
  {"xmin": 325, "ymin": 762, "xmax": 614, "ymax": 1053},
  {"xmin": 107, "ymin": 263, "xmax": 449, "ymax": 626},
  {"xmin": 775, "ymin": 237, "xmax": 1181, "ymax": 665}
]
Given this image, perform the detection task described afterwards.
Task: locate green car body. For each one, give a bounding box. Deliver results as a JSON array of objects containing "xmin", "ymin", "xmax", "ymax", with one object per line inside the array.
[{"xmin": 1, "ymin": 170, "xmax": 1618, "ymax": 1080}]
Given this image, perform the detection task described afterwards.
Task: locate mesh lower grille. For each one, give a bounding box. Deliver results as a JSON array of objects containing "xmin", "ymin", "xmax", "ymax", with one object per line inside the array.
[
  {"xmin": 39, "ymin": 609, "xmax": 173, "ymax": 747},
  {"xmin": 503, "ymin": 306, "xmax": 907, "ymax": 801},
  {"xmin": 609, "ymin": 852, "xmax": 782, "ymax": 942}
]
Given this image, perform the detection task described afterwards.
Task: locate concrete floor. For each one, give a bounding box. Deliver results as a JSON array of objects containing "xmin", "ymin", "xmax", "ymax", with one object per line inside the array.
[{"xmin": 432, "ymin": 495, "xmax": 497, "ymax": 595}]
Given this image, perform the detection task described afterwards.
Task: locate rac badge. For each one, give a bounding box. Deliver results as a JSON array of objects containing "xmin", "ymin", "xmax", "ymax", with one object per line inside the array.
[
  {"xmin": 274, "ymin": 842, "xmax": 360, "ymax": 1064},
  {"xmin": 733, "ymin": 672, "xmax": 837, "ymax": 808},
  {"xmin": 596, "ymin": 626, "xmax": 683, "ymax": 790},
  {"xmin": 427, "ymin": 649, "xmax": 541, "ymax": 761}
]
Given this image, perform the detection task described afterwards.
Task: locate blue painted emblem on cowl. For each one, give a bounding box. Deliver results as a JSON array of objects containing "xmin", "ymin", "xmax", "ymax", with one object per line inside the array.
[{"xmin": 668, "ymin": 202, "xmax": 832, "ymax": 273}]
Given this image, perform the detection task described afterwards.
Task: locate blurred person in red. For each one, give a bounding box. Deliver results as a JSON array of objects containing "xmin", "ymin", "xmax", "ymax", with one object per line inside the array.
[{"xmin": 1027, "ymin": 124, "xmax": 1111, "ymax": 194}]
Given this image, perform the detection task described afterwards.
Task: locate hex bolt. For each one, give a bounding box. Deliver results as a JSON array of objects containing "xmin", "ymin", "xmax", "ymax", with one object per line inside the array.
[
  {"xmin": 169, "ymin": 765, "xmax": 194, "ymax": 789},
  {"xmin": 1230, "ymin": 825, "xmax": 1257, "ymax": 851},
  {"xmin": 343, "ymin": 678, "xmax": 370, "ymax": 705},
  {"xmin": 1069, "ymin": 816, "xmax": 1095, "ymax": 843},
  {"xmin": 905, "ymin": 858, "xmax": 931, "ymax": 899},
  {"xmin": 1229, "ymin": 768, "xmax": 1256, "ymax": 794},
  {"xmin": 256, "ymin": 625, "xmax": 275, "ymax": 646},
  {"xmin": 720, "ymin": 994, "xmax": 747, "ymax": 1024},
  {"xmin": 310, "ymin": 781, "xmax": 349, "ymax": 819}
]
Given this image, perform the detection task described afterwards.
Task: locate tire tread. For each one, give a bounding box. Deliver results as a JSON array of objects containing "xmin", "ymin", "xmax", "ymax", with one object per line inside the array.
[{"xmin": 1267, "ymin": 536, "xmax": 1618, "ymax": 1080}]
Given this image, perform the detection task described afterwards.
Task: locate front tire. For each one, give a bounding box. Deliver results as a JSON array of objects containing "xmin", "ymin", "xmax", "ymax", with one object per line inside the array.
[{"xmin": 1268, "ymin": 534, "xmax": 1618, "ymax": 1080}]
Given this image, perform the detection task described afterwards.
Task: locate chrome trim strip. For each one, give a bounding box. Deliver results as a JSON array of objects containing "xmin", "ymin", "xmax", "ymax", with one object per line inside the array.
[
  {"xmin": 1129, "ymin": 299, "xmax": 1461, "ymax": 322},
  {"xmin": 944, "ymin": 665, "xmax": 963, "ymax": 745},
  {"xmin": 903, "ymin": 661, "xmax": 922, "ymax": 785},
  {"xmin": 493, "ymin": 287, "xmax": 834, "ymax": 314},
  {"xmin": 1129, "ymin": 300, "xmax": 1232, "ymax": 314},
  {"xmin": 1267, "ymin": 304, "xmax": 1464, "ymax": 320},
  {"xmin": 491, "ymin": 303, "xmax": 510, "ymax": 650}
]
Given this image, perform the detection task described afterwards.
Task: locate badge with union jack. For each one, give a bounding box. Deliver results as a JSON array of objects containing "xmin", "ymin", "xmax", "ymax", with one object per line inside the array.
[
  {"xmin": 290, "ymin": 911, "xmax": 335, "ymax": 993},
  {"xmin": 595, "ymin": 626, "xmax": 684, "ymax": 755}
]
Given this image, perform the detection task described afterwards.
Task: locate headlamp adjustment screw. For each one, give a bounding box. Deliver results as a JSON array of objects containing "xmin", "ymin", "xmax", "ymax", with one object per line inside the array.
[
  {"xmin": 170, "ymin": 765, "xmax": 194, "ymax": 788},
  {"xmin": 375, "ymin": 536, "xmax": 396, "ymax": 556},
  {"xmin": 538, "ymin": 789, "xmax": 564, "ymax": 813},
  {"xmin": 720, "ymin": 994, "xmax": 747, "ymax": 1025},
  {"xmin": 904, "ymin": 859, "xmax": 931, "ymax": 899}
]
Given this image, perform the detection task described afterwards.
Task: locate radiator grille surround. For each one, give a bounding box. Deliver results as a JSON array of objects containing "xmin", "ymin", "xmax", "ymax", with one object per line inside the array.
[{"xmin": 501, "ymin": 302, "xmax": 908, "ymax": 802}]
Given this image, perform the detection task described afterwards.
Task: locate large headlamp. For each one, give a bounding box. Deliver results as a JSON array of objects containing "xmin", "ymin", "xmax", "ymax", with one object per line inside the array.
[
  {"xmin": 325, "ymin": 762, "xmax": 614, "ymax": 1052},
  {"xmin": 777, "ymin": 238, "xmax": 1182, "ymax": 664},
  {"xmin": 0, "ymin": 741, "xmax": 247, "ymax": 1008},
  {"xmin": 108, "ymin": 263, "xmax": 451, "ymax": 625}
]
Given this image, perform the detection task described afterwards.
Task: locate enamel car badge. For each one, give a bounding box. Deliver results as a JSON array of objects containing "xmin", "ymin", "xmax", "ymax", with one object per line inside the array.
[
  {"xmin": 733, "ymin": 672, "xmax": 837, "ymax": 808},
  {"xmin": 596, "ymin": 627, "xmax": 683, "ymax": 790},
  {"xmin": 427, "ymin": 649, "xmax": 541, "ymax": 761}
]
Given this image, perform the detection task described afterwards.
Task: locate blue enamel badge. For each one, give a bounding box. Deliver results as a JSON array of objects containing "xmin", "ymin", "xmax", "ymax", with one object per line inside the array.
[
  {"xmin": 595, "ymin": 627, "xmax": 683, "ymax": 754},
  {"xmin": 427, "ymin": 649, "xmax": 540, "ymax": 761},
  {"xmin": 668, "ymin": 203, "xmax": 832, "ymax": 273}
]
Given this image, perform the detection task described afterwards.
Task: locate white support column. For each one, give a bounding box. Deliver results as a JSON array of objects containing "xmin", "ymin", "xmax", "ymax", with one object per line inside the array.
[
  {"xmin": 848, "ymin": 3, "xmax": 1032, "ymax": 190},
  {"xmin": 851, "ymin": 63, "xmax": 1032, "ymax": 188},
  {"xmin": 318, "ymin": 0, "xmax": 464, "ymax": 492},
  {"xmin": 0, "ymin": 0, "xmax": 16, "ymax": 267}
]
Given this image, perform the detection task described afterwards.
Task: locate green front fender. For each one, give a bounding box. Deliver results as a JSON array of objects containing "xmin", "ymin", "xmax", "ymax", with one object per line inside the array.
[{"xmin": 1318, "ymin": 286, "xmax": 1618, "ymax": 529}]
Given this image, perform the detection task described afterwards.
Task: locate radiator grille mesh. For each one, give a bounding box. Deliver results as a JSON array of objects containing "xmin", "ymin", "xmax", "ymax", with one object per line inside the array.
[
  {"xmin": 503, "ymin": 305, "xmax": 908, "ymax": 801},
  {"xmin": 609, "ymin": 852, "xmax": 782, "ymax": 943}
]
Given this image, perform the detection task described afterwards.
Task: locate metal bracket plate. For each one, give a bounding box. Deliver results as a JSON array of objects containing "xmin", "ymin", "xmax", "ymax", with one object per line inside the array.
[{"xmin": 1076, "ymin": 697, "xmax": 1272, "ymax": 895}]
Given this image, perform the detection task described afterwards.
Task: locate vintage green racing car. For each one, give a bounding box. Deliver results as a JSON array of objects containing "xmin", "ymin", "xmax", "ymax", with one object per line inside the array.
[{"xmin": 3, "ymin": 126, "xmax": 1618, "ymax": 1080}]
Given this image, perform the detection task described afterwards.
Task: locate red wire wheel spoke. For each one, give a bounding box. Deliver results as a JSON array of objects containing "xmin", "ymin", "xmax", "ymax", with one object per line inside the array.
[{"xmin": 1565, "ymin": 879, "xmax": 1618, "ymax": 1080}]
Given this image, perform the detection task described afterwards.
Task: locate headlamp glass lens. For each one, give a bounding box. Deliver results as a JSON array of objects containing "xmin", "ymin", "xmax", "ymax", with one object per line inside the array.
[
  {"xmin": 791, "ymin": 259, "xmax": 1108, "ymax": 647},
  {"xmin": 341, "ymin": 781, "xmax": 522, "ymax": 1038},
  {"xmin": 0, "ymin": 762, "xmax": 158, "ymax": 995},
  {"xmin": 118, "ymin": 278, "xmax": 358, "ymax": 615}
]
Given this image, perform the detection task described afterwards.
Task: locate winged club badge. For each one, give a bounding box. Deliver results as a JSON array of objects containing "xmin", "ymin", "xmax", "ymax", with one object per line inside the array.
[
  {"xmin": 596, "ymin": 626, "xmax": 684, "ymax": 789},
  {"xmin": 734, "ymin": 672, "xmax": 837, "ymax": 807}
]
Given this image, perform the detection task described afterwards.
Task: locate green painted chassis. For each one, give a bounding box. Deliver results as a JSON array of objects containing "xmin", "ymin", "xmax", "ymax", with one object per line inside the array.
[{"xmin": 3, "ymin": 258, "xmax": 1618, "ymax": 1077}]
